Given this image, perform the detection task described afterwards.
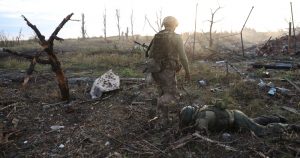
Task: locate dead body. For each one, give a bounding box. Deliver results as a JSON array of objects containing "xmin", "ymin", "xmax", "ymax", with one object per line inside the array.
[{"xmin": 179, "ymin": 105, "xmax": 299, "ymax": 136}]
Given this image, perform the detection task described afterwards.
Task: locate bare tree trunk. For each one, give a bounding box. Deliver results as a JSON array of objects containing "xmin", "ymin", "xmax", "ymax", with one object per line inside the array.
[
  {"xmin": 208, "ymin": 6, "xmax": 221, "ymax": 48},
  {"xmin": 192, "ymin": 3, "xmax": 198, "ymax": 57},
  {"xmin": 290, "ymin": 2, "xmax": 296, "ymax": 53},
  {"xmin": 145, "ymin": 15, "xmax": 157, "ymax": 33},
  {"xmin": 156, "ymin": 9, "xmax": 163, "ymax": 31},
  {"xmin": 20, "ymin": 13, "xmax": 72, "ymax": 101},
  {"xmin": 103, "ymin": 8, "xmax": 107, "ymax": 40},
  {"xmin": 288, "ymin": 22, "xmax": 292, "ymax": 54},
  {"xmin": 81, "ymin": 13, "xmax": 86, "ymax": 39},
  {"xmin": 209, "ymin": 19, "xmax": 213, "ymax": 48},
  {"xmin": 116, "ymin": 9, "xmax": 121, "ymax": 40},
  {"xmin": 125, "ymin": 27, "xmax": 129, "ymax": 40},
  {"xmin": 16, "ymin": 28, "xmax": 22, "ymax": 45},
  {"xmin": 130, "ymin": 9, "xmax": 134, "ymax": 40}
]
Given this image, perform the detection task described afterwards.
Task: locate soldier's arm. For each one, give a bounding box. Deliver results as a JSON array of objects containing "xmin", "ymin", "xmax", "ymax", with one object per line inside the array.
[{"xmin": 177, "ymin": 36, "xmax": 190, "ymax": 78}]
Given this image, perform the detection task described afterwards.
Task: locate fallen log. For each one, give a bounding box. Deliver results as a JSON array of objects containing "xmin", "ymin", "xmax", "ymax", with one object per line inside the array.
[
  {"xmin": 252, "ymin": 63, "xmax": 295, "ymax": 70},
  {"xmin": 1, "ymin": 49, "xmax": 50, "ymax": 64}
]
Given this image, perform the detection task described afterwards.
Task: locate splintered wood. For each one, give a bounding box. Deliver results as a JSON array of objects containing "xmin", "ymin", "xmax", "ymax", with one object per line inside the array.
[{"xmin": 2, "ymin": 13, "xmax": 73, "ymax": 101}]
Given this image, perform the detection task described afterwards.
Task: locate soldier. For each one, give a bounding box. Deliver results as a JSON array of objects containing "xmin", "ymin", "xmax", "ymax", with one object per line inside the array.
[
  {"xmin": 145, "ymin": 16, "xmax": 190, "ymax": 123},
  {"xmin": 179, "ymin": 105, "xmax": 299, "ymax": 136}
]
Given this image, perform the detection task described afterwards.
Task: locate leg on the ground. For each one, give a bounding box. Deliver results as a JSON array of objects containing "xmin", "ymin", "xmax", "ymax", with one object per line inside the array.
[
  {"xmin": 233, "ymin": 110, "xmax": 266, "ymax": 136},
  {"xmin": 253, "ymin": 115, "xmax": 287, "ymax": 126}
]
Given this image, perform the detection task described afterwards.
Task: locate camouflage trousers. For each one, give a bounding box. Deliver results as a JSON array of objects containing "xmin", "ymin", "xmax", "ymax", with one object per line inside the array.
[
  {"xmin": 152, "ymin": 68, "xmax": 179, "ymax": 122},
  {"xmin": 152, "ymin": 68, "xmax": 178, "ymax": 97},
  {"xmin": 233, "ymin": 110, "xmax": 289, "ymax": 136}
]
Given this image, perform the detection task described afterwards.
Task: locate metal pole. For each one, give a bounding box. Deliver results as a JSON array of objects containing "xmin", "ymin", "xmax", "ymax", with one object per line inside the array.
[
  {"xmin": 240, "ymin": 6, "xmax": 254, "ymax": 57},
  {"xmin": 192, "ymin": 3, "xmax": 198, "ymax": 58}
]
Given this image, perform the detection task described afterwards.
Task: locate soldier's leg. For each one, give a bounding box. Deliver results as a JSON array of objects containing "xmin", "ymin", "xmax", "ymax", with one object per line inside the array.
[
  {"xmin": 233, "ymin": 110, "xmax": 266, "ymax": 136},
  {"xmin": 157, "ymin": 69, "xmax": 178, "ymax": 97},
  {"xmin": 263, "ymin": 123, "xmax": 300, "ymax": 136},
  {"xmin": 151, "ymin": 72, "xmax": 164, "ymax": 96},
  {"xmin": 265, "ymin": 123, "xmax": 289, "ymax": 135},
  {"xmin": 157, "ymin": 93, "xmax": 177, "ymax": 124},
  {"xmin": 253, "ymin": 115, "xmax": 287, "ymax": 126}
]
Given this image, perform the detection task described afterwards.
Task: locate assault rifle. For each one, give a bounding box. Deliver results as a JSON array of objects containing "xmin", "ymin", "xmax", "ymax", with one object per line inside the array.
[{"xmin": 134, "ymin": 41, "xmax": 150, "ymax": 57}]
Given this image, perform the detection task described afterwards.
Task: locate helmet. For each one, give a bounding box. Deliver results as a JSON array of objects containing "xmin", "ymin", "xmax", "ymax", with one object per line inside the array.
[
  {"xmin": 162, "ymin": 16, "xmax": 178, "ymax": 28},
  {"xmin": 179, "ymin": 106, "xmax": 196, "ymax": 127}
]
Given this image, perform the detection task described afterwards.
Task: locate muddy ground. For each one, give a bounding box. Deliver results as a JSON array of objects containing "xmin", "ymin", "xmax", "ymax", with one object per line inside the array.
[{"xmin": 0, "ymin": 47, "xmax": 300, "ymax": 158}]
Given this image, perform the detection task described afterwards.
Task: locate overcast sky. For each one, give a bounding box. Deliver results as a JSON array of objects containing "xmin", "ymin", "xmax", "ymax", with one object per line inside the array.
[{"xmin": 0, "ymin": 0, "xmax": 299, "ymax": 39}]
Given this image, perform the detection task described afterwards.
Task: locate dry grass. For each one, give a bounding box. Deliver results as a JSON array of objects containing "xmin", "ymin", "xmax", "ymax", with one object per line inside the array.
[{"xmin": 0, "ymin": 34, "xmax": 299, "ymax": 157}]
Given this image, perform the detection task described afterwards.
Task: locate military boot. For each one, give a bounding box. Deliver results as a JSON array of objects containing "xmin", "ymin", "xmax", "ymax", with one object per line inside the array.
[{"xmin": 253, "ymin": 114, "xmax": 287, "ymax": 126}]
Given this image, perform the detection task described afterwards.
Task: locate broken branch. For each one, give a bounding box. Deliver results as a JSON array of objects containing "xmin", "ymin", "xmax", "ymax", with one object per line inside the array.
[
  {"xmin": 21, "ymin": 15, "xmax": 46, "ymax": 44},
  {"xmin": 2, "ymin": 48, "xmax": 50, "ymax": 64},
  {"xmin": 284, "ymin": 77, "xmax": 300, "ymax": 93},
  {"xmin": 171, "ymin": 134, "xmax": 194, "ymax": 150},
  {"xmin": 192, "ymin": 132, "xmax": 237, "ymax": 151},
  {"xmin": 21, "ymin": 14, "xmax": 72, "ymax": 100},
  {"xmin": 49, "ymin": 13, "xmax": 74, "ymax": 43}
]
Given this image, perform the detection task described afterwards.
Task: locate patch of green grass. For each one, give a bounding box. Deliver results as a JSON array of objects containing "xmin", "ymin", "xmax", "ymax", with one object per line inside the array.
[
  {"xmin": 0, "ymin": 58, "xmax": 28, "ymax": 69},
  {"xmin": 0, "ymin": 56, "xmax": 52, "ymax": 71},
  {"xmin": 229, "ymin": 80, "xmax": 261, "ymax": 103},
  {"xmin": 67, "ymin": 52, "xmax": 143, "ymax": 69},
  {"xmin": 117, "ymin": 67, "xmax": 141, "ymax": 77}
]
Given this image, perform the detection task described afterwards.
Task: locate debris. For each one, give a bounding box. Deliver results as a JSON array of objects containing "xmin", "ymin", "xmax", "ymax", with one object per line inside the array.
[
  {"xmin": 267, "ymin": 82, "xmax": 275, "ymax": 88},
  {"xmin": 105, "ymin": 141, "xmax": 110, "ymax": 146},
  {"xmin": 216, "ymin": 60, "xmax": 226, "ymax": 64},
  {"xmin": 12, "ymin": 118, "xmax": 19, "ymax": 128},
  {"xmin": 106, "ymin": 152, "xmax": 122, "ymax": 158},
  {"xmin": 262, "ymin": 71, "xmax": 270, "ymax": 78},
  {"xmin": 284, "ymin": 77, "xmax": 300, "ymax": 93},
  {"xmin": 90, "ymin": 70, "xmax": 120, "ymax": 99},
  {"xmin": 0, "ymin": 102, "xmax": 19, "ymax": 111},
  {"xmin": 276, "ymin": 87, "xmax": 290, "ymax": 94},
  {"xmin": 210, "ymin": 87, "xmax": 223, "ymax": 93},
  {"xmin": 255, "ymin": 34, "xmax": 299, "ymax": 56},
  {"xmin": 198, "ymin": 80, "xmax": 207, "ymax": 86},
  {"xmin": 50, "ymin": 125, "xmax": 65, "ymax": 131},
  {"xmin": 258, "ymin": 79, "xmax": 266, "ymax": 88},
  {"xmin": 171, "ymin": 132, "xmax": 237, "ymax": 151},
  {"xmin": 252, "ymin": 63, "xmax": 294, "ymax": 70},
  {"xmin": 192, "ymin": 132, "xmax": 237, "ymax": 151},
  {"xmin": 221, "ymin": 133, "xmax": 232, "ymax": 142},
  {"xmin": 281, "ymin": 106, "xmax": 300, "ymax": 115},
  {"xmin": 268, "ymin": 88, "xmax": 277, "ymax": 96},
  {"xmin": 148, "ymin": 116, "xmax": 159, "ymax": 123},
  {"xmin": 24, "ymin": 141, "xmax": 28, "ymax": 144},
  {"xmin": 131, "ymin": 102, "xmax": 146, "ymax": 105},
  {"xmin": 171, "ymin": 134, "xmax": 194, "ymax": 150},
  {"xmin": 120, "ymin": 78, "xmax": 145, "ymax": 83},
  {"xmin": 59, "ymin": 144, "xmax": 65, "ymax": 148},
  {"xmin": 42, "ymin": 101, "xmax": 69, "ymax": 109}
]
